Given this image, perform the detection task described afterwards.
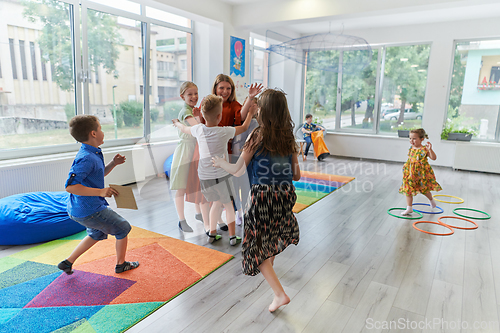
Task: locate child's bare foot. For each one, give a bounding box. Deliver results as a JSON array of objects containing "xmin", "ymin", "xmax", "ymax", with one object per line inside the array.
[{"xmin": 269, "ymin": 294, "xmax": 290, "ymax": 312}]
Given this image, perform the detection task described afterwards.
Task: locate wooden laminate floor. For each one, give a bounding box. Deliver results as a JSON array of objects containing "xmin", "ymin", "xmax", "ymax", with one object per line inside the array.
[{"xmin": 2, "ymin": 155, "xmax": 500, "ymax": 333}]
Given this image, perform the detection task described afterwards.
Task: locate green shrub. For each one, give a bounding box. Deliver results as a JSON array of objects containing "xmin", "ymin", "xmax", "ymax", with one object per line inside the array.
[
  {"xmin": 114, "ymin": 106, "xmax": 124, "ymax": 128},
  {"xmin": 163, "ymin": 100, "xmax": 184, "ymax": 122},
  {"xmin": 118, "ymin": 101, "xmax": 143, "ymax": 127},
  {"xmin": 312, "ymin": 116, "xmax": 324, "ymax": 125},
  {"xmin": 64, "ymin": 103, "xmax": 76, "ymax": 122},
  {"xmin": 150, "ymin": 108, "xmax": 159, "ymax": 122}
]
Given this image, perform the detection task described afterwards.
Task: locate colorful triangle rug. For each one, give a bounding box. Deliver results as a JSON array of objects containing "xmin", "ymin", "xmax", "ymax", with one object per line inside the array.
[
  {"xmin": 0, "ymin": 227, "xmax": 233, "ymax": 333},
  {"xmin": 293, "ymin": 171, "xmax": 355, "ymax": 213}
]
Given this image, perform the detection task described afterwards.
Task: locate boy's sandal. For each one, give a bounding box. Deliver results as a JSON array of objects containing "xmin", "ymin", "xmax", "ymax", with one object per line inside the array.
[
  {"xmin": 218, "ymin": 223, "xmax": 228, "ymax": 231},
  {"xmin": 115, "ymin": 261, "xmax": 140, "ymax": 274},
  {"xmin": 58, "ymin": 259, "xmax": 73, "ymax": 275}
]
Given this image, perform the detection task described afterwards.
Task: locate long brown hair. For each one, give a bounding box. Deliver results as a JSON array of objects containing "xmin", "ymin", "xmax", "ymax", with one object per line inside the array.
[
  {"xmin": 243, "ymin": 88, "xmax": 298, "ymax": 156},
  {"xmin": 211, "ymin": 74, "xmax": 236, "ymax": 102}
]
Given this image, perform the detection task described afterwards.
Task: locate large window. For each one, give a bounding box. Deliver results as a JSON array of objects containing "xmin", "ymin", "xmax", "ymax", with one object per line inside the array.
[
  {"xmin": 341, "ymin": 49, "xmax": 379, "ymax": 130},
  {"xmin": 303, "ymin": 43, "xmax": 431, "ymax": 135},
  {"xmin": 379, "ymin": 44, "xmax": 429, "ymax": 134},
  {"xmin": 446, "ymin": 39, "xmax": 500, "ymax": 141},
  {"xmin": 149, "ymin": 24, "xmax": 192, "ymax": 140},
  {"xmin": 251, "ymin": 49, "xmax": 268, "ymax": 86},
  {"xmin": 86, "ymin": 10, "xmax": 144, "ymax": 141},
  {"xmin": 304, "ymin": 50, "xmax": 339, "ymax": 130},
  {"xmin": 1, "ymin": 0, "xmax": 76, "ymax": 151},
  {"xmin": 0, "ymin": 0, "xmax": 193, "ymax": 158},
  {"xmin": 250, "ymin": 37, "xmax": 269, "ymax": 87}
]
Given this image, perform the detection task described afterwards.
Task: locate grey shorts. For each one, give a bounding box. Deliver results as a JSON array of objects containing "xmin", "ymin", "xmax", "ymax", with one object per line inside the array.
[
  {"xmin": 69, "ymin": 207, "xmax": 132, "ymax": 241},
  {"xmin": 200, "ymin": 174, "xmax": 236, "ymax": 204}
]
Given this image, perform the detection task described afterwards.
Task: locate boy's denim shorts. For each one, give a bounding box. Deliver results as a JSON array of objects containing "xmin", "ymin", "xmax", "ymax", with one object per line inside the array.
[{"xmin": 69, "ymin": 208, "xmax": 131, "ymax": 241}]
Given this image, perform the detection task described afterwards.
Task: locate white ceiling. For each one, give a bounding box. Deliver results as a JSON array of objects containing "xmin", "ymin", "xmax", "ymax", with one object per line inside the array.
[
  {"xmin": 217, "ymin": 0, "xmax": 265, "ymax": 3},
  {"xmin": 285, "ymin": 2, "xmax": 500, "ymax": 34},
  {"xmin": 227, "ymin": 0, "xmax": 500, "ymax": 35}
]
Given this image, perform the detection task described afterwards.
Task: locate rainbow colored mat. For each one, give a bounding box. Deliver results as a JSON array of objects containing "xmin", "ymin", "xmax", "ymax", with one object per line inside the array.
[
  {"xmin": 293, "ymin": 171, "xmax": 355, "ymax": 213},
  {"xmin": 0, "ymin": 227, "xmax": 233, "ymax": 333}
]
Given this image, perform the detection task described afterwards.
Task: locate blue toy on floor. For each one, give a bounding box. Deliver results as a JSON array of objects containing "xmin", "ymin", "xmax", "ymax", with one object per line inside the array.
[
  {"xmin": 0, "ymin": 192, "xmax": 85, "ymax": 245},
  {"xmin": 163, "ymin": 154, "xmax": 174, "ymax": 178}
]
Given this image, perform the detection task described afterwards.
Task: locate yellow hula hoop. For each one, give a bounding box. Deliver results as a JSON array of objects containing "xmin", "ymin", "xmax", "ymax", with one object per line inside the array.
[{"xmin": 433, "ymin": 194, "xmax": 464, "ymax": 204}]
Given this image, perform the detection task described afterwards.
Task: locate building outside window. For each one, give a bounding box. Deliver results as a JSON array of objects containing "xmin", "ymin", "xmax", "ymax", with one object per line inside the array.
[
  {"xmin": 0, "ymin": 0, "xmax": 193, "ymax": 156},
  {"xmin": 446, "ymin": 39, "xmax": 500, "ymax": 141}
]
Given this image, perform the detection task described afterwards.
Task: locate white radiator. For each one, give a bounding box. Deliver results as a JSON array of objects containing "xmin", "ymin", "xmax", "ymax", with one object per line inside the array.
[
  {"xmin": 0, "ymin": 158, "xmax": 72, "ymax": 198},
  {"xmin": 453, "ymin": 142, "xmax": 500, "ymax": 174},
  {"xmin": 0, "ymin": 147, "xmax": 147, "ymax": 198}
]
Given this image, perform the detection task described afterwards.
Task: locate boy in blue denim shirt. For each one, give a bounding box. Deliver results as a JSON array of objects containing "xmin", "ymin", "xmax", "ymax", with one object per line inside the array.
[{"xmin": 58, "ymin": 115, "xmax": 139, "ymax": 275}]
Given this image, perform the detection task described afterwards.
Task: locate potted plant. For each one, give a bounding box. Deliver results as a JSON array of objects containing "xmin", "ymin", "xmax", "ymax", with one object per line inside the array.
[
  {"xmin": 447, "ymin": 129, "xmax": 476, "ymax": 141},
  {"xmin": 397, "ymin": 125, "xmax": 418, "ymax": 138},
  {"xmin": 441, "ymin": 120, "xmax": 477, "ymax": 141}
]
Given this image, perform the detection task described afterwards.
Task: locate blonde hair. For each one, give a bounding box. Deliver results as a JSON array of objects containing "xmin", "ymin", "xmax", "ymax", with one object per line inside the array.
[
  {"xmin": 179, "ymin": 81, "xmax": 197, "ymax": 96},
  {"xmin": 244, "ymin": 88, "xmax": 298, "ymax": 156},
  {"xmin": 410, "ymin": 128, "xmax": 429, "ymax": 139},
  {"xmin": 201, "ymin": 94, "xmax": 223, "ymax": 122},
  {"xmin": 212, "ymin": 74, "xmax": 236, "ymax": 102}
]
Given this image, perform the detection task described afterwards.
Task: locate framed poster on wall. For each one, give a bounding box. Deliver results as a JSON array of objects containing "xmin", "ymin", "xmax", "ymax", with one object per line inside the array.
[{"xmin": 230, "ymin": 36, "xmax": 245, "ymax": 77}]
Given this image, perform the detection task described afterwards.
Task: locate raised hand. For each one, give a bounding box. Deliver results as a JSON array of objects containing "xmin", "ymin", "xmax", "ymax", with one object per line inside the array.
[
  {"xmin": 113, "ymin": 154, "xmax": 126, "ymax": 165},
  {"xmin": 426, "ymin": 141, "xmax": 433, "ymax": 150},
  {"xmin": 192, "ymin": 107, "xmax": 201, "ymax": 118},
  {"xmin": 248, "ymin": 83, "xmax": 264, "ymax": 99},
  {"xmin": 99, "ymin": 187, "xmax": 118, "ymax": 198}
]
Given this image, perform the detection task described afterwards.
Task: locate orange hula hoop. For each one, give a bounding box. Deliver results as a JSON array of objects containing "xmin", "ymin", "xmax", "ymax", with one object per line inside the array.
[
  {"xmin": 438, "ymin": 216, "xmax": 478, "ymax": 230},
  {"xmin": 412, "ymin": 221, "xmax": 454, "ymax": 236}
]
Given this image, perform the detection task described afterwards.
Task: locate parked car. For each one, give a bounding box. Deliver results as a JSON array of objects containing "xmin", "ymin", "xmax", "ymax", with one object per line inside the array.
[
  {"xmin": 380, "ymin": 108, "xmax": 399, "ymax": 117},
  {"xmin": 383, "ymin": 108, "xmax": 422, "ymax": 121}
]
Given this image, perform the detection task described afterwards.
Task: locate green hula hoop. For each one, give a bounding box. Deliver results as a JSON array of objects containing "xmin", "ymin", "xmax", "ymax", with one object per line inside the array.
[
  {"xmin": 453, "ymin": 207, "xmax": 491, "ymax": 220},
  {"xmin": 387, "ymin": 208, "xmax": 423, "ymax": 220}
]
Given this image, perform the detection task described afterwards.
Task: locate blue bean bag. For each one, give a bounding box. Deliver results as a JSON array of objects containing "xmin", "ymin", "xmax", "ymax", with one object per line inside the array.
[
  {"xmin": 163, "ymin": 154, "xmax": 174, "ymax": 178},
  {"xmin": 0, "ymin": 192, "xmax": 86, "ymax": 245}
]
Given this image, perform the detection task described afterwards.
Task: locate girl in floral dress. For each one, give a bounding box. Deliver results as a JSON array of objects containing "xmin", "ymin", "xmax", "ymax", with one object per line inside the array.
[{"xmin": 400, "ymin": 128, "xmax": 442, "ymax": 215}]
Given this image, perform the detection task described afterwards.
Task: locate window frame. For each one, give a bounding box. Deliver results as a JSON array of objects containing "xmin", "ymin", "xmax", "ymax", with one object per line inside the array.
[
  {"xmin": 249, "ymin": 37, "xmax": 269, "ymax": 87},
  {"xmin": 1, "ymin": 0, "xmax": 195, "ymax": 160},
  {"xmin": 302, "ymin": 41, "xmax": 432, "ymax": 136}
]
